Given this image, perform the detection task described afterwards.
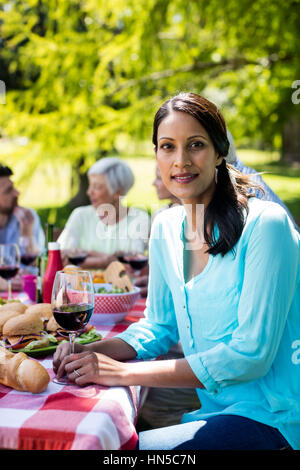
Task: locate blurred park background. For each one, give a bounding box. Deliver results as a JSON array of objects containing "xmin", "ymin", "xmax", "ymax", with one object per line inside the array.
[{"xmin": 0, "ymin": 0, "xmax": 300, "ymax": 230}]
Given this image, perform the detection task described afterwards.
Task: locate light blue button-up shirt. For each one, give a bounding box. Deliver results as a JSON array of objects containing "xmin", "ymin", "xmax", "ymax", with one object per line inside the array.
[
  {"xmin": 117, "ymin": 198, "xmax": 300, "ymax": 449},
  {"xmin": 0, "ymin": 211, "xmax": 45, "ymax": 259}
]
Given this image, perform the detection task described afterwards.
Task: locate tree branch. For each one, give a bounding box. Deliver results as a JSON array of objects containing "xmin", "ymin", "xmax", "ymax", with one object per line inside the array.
[{"xmin": 112, "ymin": 54, "xmax": 295, "ymax": 94}]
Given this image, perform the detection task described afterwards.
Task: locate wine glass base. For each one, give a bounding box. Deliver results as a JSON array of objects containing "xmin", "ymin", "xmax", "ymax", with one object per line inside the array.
[{"xmin": 53, "ymin": 376, "xmax": 70, "ymax": 385}]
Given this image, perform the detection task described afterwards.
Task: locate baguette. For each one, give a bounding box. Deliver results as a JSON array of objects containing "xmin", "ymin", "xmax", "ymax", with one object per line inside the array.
[{"xmin": 0, "ymin": 346, "xmax": 50, "ymax": 393}]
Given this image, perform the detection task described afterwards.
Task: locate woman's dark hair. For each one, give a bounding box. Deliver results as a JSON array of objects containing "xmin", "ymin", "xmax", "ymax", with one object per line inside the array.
[{"xmin": 152, "ymin": 92, "xmax": 262, "ymax": 256}]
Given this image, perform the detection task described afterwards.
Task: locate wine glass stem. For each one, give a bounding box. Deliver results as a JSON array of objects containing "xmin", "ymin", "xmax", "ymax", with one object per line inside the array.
[
  {"xmin": 8, "ymin": 280, "xmax": 12, "ymax": 301},
  {"xmin": 69, "ymin": 332, "xmax": 76, "ymax": 354}
]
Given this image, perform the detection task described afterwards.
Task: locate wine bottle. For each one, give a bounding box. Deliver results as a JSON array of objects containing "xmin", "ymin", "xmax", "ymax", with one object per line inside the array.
[
  {"xmin": 36, "ymin": 223, "xmax": 54, "ymax": 303},
  {"xmin": 43, "ymin": 223, "xmax": 54, "ymax": 268},
  {"xmin": 36, "ymin": 254, "xmax": 43, "ymax": 303}
]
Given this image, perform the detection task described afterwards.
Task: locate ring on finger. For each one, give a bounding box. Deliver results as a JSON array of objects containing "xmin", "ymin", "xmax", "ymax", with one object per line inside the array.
[{"xmin": 74, "ymin": 369, "xmax": 81, "ymax": 377}]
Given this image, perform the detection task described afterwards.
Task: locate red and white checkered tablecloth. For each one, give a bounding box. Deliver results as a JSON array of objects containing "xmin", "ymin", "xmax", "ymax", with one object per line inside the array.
[{"xmin": 0, "ymin": 295, "xmax": 147, "ymax": 450}]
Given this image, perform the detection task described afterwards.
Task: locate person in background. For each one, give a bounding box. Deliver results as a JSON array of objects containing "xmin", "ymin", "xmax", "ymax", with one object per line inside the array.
[
  {"xmin": 0, "ymin": 164, "xmax": 45, "ymax": 291},
  {"xmin": 57, "ymin": 157, "xmax": 150, "ymax": 269},
  {"xmin": 226, "ymin": 130, "xmax": 298, "ymax": 231},
  {"xmin": 133, "ymin": 165, "xmax": 180, "ymax": 297},
  {"xmin": 53, "ymin": 92, "xmax": 299, "ymax": 450},
  {"xmin": 152, "ymin": 164, "xmax": 181, "ymax": 210}
]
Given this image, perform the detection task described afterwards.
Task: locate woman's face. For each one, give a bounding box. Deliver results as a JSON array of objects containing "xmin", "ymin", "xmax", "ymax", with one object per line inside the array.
[
  {"xmin": 152, "ymin": 166, "xmax": 174, "ymax": 200},
  {"xmin": 86, "ymin": 173, "xmax": 115, "ymax": 208},
  {"xmin": 155, "ymin": 111, "xmax": 223, "ymax": 206}
]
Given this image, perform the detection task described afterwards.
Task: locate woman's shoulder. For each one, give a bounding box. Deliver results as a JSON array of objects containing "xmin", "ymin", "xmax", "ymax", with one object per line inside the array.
[
  {"xmin": 245, "ymin": 197, "xmax": 299, "ymax": 240},
  {"xmin": 247, "ymin": 197, "xmax": 293, "ymax": 223},
  {"xmin": 150, "ymin": 205, "xmax": 184, "ymax": 240},
  {"xmin": 65, "ymin": 205, "xmax": 97, "ymax": 224},
  {"xmin": 70, "ymin": 204, "xmax": 95, "ymax": 216}
]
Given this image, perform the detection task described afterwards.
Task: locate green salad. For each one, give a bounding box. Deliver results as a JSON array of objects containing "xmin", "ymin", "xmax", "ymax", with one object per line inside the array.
[
  {"xmin": 96, "ymin": 286, "xmax": 125, "ymax": 294},
  {"xmin": 23, "ymin": 327, "xmax": 101, "ymax": 352}
]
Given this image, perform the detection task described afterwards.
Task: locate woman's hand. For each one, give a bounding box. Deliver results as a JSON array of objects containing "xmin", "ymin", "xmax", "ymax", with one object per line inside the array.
[
  {"xmin": 53, "ymin": 337, "xmax": 137, "ymax": 382},
  {"xmin": 53, "ymin": 341, "xmax": 85, "ymax": 377},
  {"xmin": 133, "ymin": 275, "xmax": 148, "ymax": 297},
  {"xmin": 56, "ymin": 350, "xmax": 128, "ymax": 387}
]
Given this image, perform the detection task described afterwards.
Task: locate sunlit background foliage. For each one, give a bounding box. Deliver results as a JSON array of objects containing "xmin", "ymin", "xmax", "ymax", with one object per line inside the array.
[{"xmin": 0, "ymin": 0, "xmax": 299, "ymax": 226}]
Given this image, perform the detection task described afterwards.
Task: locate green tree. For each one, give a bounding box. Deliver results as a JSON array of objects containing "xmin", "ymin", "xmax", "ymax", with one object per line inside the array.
[{"xmin": 0, "ymin": 0, "xmax": 299, "ymax": 202}]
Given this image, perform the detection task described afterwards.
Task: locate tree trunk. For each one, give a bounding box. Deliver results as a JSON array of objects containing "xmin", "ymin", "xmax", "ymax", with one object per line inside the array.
[
  {"xmin": 69, "ymin": 158, "xmax": 90, "ymax": 209},
  {"xmin": 281, "ymin": 115, "xmax": 300, "ymax": 163}
]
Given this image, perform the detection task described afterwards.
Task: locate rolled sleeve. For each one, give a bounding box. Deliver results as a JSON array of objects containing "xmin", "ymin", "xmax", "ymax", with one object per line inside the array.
[{"xmin": 186, "ymin": 351, "xmax": 221, "ymax": 395}]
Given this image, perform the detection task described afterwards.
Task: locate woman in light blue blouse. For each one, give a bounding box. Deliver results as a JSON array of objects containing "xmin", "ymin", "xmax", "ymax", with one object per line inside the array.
[{"xmin": 53, "ymin": 93, "xmax": 300, "ymax": 450}]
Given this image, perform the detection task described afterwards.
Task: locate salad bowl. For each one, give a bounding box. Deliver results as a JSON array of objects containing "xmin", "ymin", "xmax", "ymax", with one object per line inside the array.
[{"xmin": 93, "ymin": 283, "xmax": 141, "ymax": 324}]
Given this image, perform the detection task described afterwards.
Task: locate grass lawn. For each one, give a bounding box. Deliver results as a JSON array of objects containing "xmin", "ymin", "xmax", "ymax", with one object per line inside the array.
[
  {"xmin": 1, "ymin": 141, "xmax": 300, "ymax": 227},
  {"xmin": 238, "ymin": 149, "xmax": 300, "ymax": 225}
]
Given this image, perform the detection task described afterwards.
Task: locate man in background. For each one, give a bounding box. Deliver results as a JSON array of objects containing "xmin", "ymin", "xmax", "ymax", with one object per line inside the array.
[{"xmin": 0, "ymin": 163, "xmax": 45, "ymax": 291}]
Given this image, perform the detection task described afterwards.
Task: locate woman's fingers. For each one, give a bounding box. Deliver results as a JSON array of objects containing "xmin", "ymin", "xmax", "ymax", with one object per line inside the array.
[
  {"xmin": 53, "ymin": 343, "xmax": 86, "ymax": 376},
  {"xmin": 64, "ymin": 351, "xmax": 92, "ymax": 375},
  {"xmin": 52, "ymin": 342, "xmax": 70, "ymax": 375},
  {"xmin": 54, "ymin": 349, "xmax": 128, "ymax": 387},
  {"xmin": 68, "ymin": 365, "xmax": 92, "ymax": 386}
]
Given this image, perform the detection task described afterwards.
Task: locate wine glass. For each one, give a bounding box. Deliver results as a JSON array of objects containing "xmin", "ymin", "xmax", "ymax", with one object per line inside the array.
[
  {"xmin": 19, "ymin": 235, "xmax": 40, "ymax": 268},
  {"xmin": 51, "ymin": 270, "xmax": 95, "ymax": 384},
  {"xmin": 122, "ymin": 239, "xmax": 149, "ymax": 277},
  {"xmin": 66, "ymin": 248, "xmax": 88, "ymax": 266},
  {"xmin": 0, "ymin": 243, "xmax": 21, "ymax": 300}
]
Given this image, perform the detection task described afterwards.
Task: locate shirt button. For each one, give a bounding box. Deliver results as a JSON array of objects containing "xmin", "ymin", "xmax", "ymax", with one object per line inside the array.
[{"xmin": 189, "ymin": 339, "xmax": 194, "ymax": 348}]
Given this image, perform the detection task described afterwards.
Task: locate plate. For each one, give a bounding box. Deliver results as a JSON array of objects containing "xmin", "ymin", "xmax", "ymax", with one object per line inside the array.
[{"xmin": 12, "ymin": 336, "xmax": 102, "ymax": 358}]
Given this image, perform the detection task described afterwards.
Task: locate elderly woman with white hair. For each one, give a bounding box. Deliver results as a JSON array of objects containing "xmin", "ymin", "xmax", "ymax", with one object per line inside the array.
[{"xmin": 58, "ymin": 157, "xmax": 150, "ymax": 269}]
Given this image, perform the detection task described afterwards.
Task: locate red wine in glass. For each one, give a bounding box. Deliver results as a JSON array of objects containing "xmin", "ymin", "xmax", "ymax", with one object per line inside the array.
[
  {"xmin": 123, "ymin": 255, "xmax": 148, "ymax": 271},
  {"xmin": 67, "ymin": 253, "xmax": 88, "ymax": 266},
  {"xmin": 51, "ymin": 270, "xmax": 94, "ymax": 384},
  {"xmin": 53, "ymin": 303, "xmax": 93, "ymax": 331},
  {"xmin": 117, "ymin": 254, "xmax": 127, "ymax": 263},
  {"xmin": 21, "ymin": 254, "xmax": 37, "ymax": 266},
  {"xmin": 0, "ymin": 265, "xmax": 19, "ymax": 280}
]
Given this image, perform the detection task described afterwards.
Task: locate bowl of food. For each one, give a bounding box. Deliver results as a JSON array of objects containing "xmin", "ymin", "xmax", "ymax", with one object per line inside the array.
[{"xmin": 92, "ymin": 283, "xmax": 141, "ymax": 324}]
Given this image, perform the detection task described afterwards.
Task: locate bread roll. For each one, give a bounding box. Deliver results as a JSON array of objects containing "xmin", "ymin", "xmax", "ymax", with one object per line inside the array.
[
  {"xmin": 0, "ymin": 346, "xmax": 50, "ymax": 393},
  {"xmin": 0, "ymin": 302, "xmax": 27, "ymax": 315},
  {"xmin": 46, "ymin": 315, "xmax": 60, "ymax": 332},
  {"xmin": 0, "ymin": 311, "xmax": 23, "ymax": 334},
  {"xmin": 25, "ymin": 303, "xmax": 53, "ymax": 321},
  {"xmin": 3, "ymin": 312, "xmax": 43, "ymax": 337}
]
